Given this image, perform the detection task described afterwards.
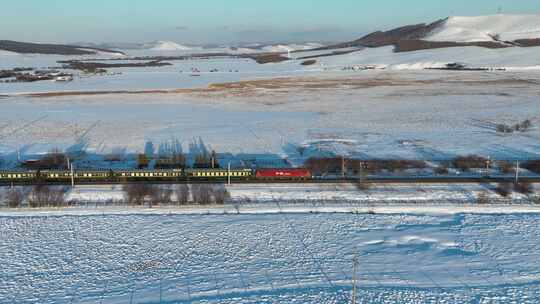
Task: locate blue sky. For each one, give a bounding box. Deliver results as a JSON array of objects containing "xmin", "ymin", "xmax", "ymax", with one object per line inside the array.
[{"xmin": 2, "ymin": 0, "xmax": 540, "ymax": 44}]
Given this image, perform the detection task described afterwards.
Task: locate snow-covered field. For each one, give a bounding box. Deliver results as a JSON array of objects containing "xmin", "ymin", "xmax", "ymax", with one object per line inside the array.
[
  {"xmin": 2, "ymin": 211, "xmax": 540, "ymax": 303},
  {"xmin": 1, "ymin": 38, "xmax": 540, "ymax": 163},
  {"xmin": 2, "ymin": 44, "xmax": 540, "ymax": 95},
  {"xmin": 1, "ymin": 69, "xmax": 539, "ymax": 162},
  {"xmin": 58, "ymin": 183, "xmax": 536, "ymax": 205}
]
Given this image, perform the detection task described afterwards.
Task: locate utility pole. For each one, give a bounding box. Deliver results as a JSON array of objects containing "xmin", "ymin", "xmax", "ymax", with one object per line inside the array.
[
  {"xmin": 515, "ymin": 160, "xmax": 520, "ymax": 184},
  {"xmin": 71, "ymin": 164, "xmax": 75, "ymax": 188},
  {"xmin": 351, "ymin": 254, "xmax": 358, "ymax": 304},
  {"xmin": 228, "ymin": 161, "xmax": 231, "ymax": 185},
  {"xmin": 342, "ymin": 156, "xmax": 346, "ymax": 179},
  {"xmin": 359, "ymin": 161, "xmax": 363, "ymax": 182}
]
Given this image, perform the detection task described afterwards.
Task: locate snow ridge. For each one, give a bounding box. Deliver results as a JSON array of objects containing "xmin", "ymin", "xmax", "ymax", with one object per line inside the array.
[
  {"xmin": 149, "ymin": 41, "xmax": 192, "ymax": 51},
  {"xmin": 426, "ymin": 14, "xmax": 540, "ymax": 43}
]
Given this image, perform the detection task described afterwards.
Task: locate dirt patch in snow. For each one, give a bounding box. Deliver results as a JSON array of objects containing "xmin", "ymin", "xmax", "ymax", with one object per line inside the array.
[{"xmin": 23, "ymin": 74, "xmax": 539, "ymax": 99}]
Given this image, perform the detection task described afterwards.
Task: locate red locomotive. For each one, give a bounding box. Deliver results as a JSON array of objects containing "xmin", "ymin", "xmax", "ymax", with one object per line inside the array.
[{"xmin": 255, "ymin": 168, "xmax": 312, "ymax": 179}]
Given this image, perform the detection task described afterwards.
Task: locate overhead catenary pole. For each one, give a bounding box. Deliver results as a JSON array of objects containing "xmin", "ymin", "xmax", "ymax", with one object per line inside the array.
[
  {"xmin": 228, "ymin": 161, "xmax": 231, "ymax": 185},
  {"xmin": 515, "ymin": 160, "xmax": 520, "ymax": 184},
  {"xmin": 351, "ymin": 254, "xmax": 358, "ymax": 304},
  {"xmin": 342, "ymin": 155, "xmax": 346, "ymax": 179},
  {"xmin": 71, "ymin": 164, "xmax": 75, "ymax": 188}
]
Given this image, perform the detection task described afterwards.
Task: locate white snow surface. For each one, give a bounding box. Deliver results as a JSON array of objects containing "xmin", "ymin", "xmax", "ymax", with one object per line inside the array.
[
  {"xmin": 316, "ymin": 45, "xmax": 540, "ymax": 70},
  {"xmin": 2, "ymin": 211, "xmax": 540, "ymax": 303},
  {"xmin": 149, "ymin": 41, "xmax": 193, "ymax": 51},
  {"xmin": 261, "ymin": 43, "xmax": 324, "ymax": 53},
  {"xmin": 426, "ymin": 14, "xmax": 540, "ymax": 42}
]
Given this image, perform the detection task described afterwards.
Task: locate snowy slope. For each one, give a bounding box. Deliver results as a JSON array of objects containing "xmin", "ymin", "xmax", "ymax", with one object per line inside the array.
[
  {"xmin": 426, "ymin": 14, "xmax": 540, "ymax": 42},
  {"xmin": 262, "ymin": 43, "xmax": 324, "ymax": 53},
  {"xmin": 317, "ymin": 45, "xmax": 540, "ymax": 70},
  {"xmin": 0, "ymin": 50, "xmax": 19, "ymax": 56},
  {"xmin": 149, "ymin": 40, "xmax": 193, "ymax": 51}
]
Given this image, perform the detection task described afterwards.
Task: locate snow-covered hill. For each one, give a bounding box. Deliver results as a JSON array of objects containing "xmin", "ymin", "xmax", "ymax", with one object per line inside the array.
[
  {"xmin": 426, "ymin": 14, "xmax": 540, "ymax": 42},
  {"xmin": 261, "ymin": 43, "xmax": 324, "ymax": 53},
  {"xmin": 149, "ymin": 40, "xmax": 193, "ymax": 51}
]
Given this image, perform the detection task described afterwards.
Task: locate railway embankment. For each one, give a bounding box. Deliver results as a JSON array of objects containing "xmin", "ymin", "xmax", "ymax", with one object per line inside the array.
[{"xmin": 1, "ymin": 183, "xmax": 538, "ymax": 213}]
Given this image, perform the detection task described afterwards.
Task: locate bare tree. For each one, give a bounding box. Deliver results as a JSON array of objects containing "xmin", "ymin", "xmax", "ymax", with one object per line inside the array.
[
  {"xmin": 453, "ymin": 155, "xmax": 488, "ymax": 172},
  {"xmin": 191, "ymin": 184, "xmax": 211, "ymax": 205},
  {"xmin": 476, "ymin": 192, "xmax": 490, "ymax": 204},
  {"xmin": 6, "ymin": 188, "xmax": 25, "ymax": 208},
  {"xmin": 435, "ymin": 164, "xmax": 449, "ymax": 175},
  {"xmin": 174, "ymin": 184, "xmax": 190, "ymax": 205},
  {"xmin": 149, "ymin": 186, "xmax": 172, "ymax": 206},
  {"xmin": 212, "ymin": 185, "xmax": 230, "ymax": 205},
  {"xmin": 495, "ymin": 182, "xmax": 512, "ymax": 197},
  {"xmin": 356, "ymin": 180, "xmax": 371, "ymax": 191},
  {"xmin": 123, "ymin": 184, "xmax": 155, "ymax": 206},
  {"xmin": 498, "ymin": 161, "xmax": 514, "ymax": 174},
  {"xmin": 514, "ymin": 181, "xmax": 533, "ymax": 194},
  {"xmin": 28, "ymin": 186, "xmax": 66, "ymax": 207}
]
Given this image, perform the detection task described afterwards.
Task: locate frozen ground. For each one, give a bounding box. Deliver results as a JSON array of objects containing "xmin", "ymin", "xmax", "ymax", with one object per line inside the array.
[{"xmin": 2, "ymin": 212, "xmax": 540, "ymax": 303}]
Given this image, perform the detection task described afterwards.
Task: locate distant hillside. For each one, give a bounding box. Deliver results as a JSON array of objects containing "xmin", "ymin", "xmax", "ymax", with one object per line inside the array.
[
  {"xmin": 0, "ymin": 40, "xmax": 124, "ymax": 55},
  {"xmin": 426, "ymin": 15, "xmax": 540, "ymax": 42},
  {"xmin": 317, "ymin": 14, "xmax": 540, "ymax": 53}
]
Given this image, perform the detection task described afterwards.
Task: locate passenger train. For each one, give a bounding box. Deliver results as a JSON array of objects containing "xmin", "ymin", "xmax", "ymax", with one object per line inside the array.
[{"xmin": 0, "ymin": 168, "xmax": 312, "ymax": 184}]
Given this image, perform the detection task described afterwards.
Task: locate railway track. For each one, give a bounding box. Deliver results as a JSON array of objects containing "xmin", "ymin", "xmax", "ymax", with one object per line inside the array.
[{"xmin": 2, "ymin": 175, "xmax": 539, "ymax": 187}]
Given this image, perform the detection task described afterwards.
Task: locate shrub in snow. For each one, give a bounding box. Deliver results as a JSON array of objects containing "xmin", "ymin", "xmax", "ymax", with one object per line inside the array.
[
  {"xmin": 452, "ymin": 155, "xmax": 488, "ymax": 171},
  {"xmin": 514, "ymin": 182, "xmax": 533, "ymax": 195},
  {"xmin": 522, "ymin": 160, "xmax": 540, "ymax": 174},
  {"xmin": 495, "ymin": 182, "xmax": 512, "ymax": 198},
  {"xmin": 476, "ymin": 192, "xmax": 490, "ymax": 205}
]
